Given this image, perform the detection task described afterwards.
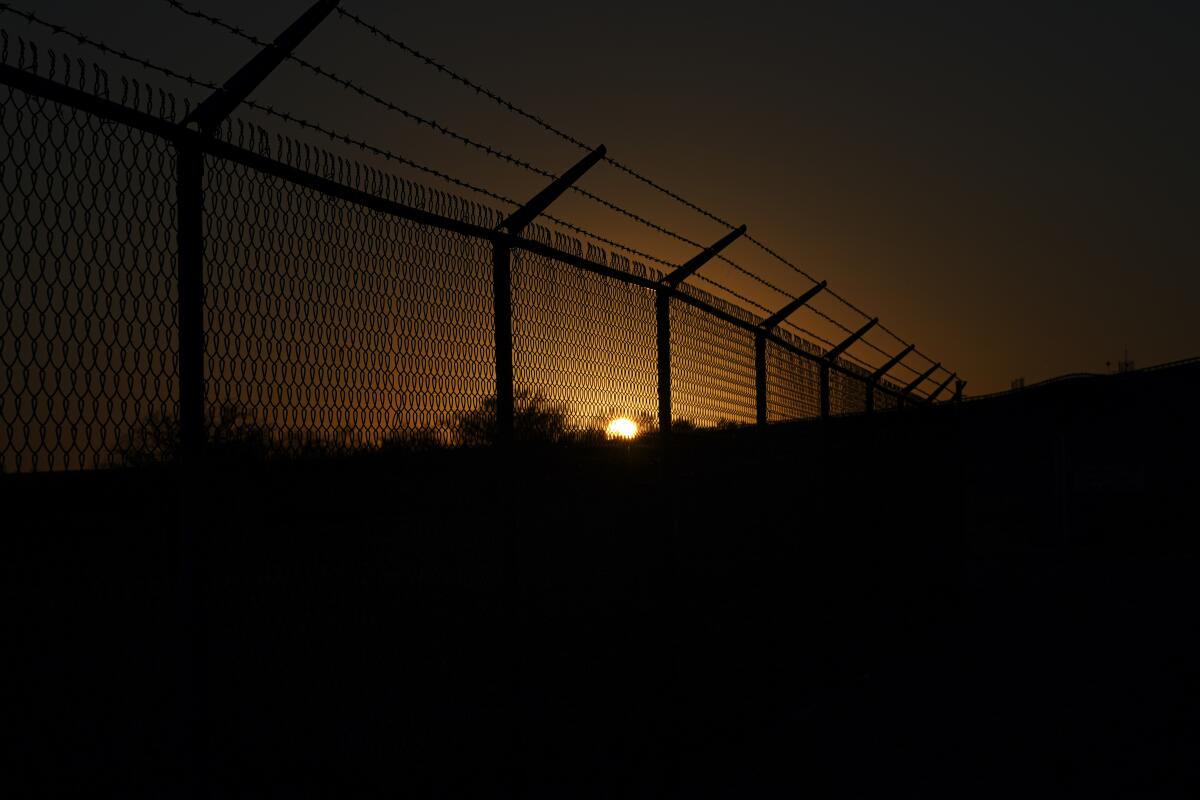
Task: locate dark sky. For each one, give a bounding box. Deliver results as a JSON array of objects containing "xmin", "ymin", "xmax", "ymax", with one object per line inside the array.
[{"xmin": 7, "ymin": 1, "xmax": 1199, "ymax": 393}]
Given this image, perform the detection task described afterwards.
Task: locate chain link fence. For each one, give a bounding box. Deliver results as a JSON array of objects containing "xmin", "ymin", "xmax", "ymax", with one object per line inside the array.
[
  {"xmin": 511, "ymin": 230, "xmax": 660, "ymax": 437},
  {"xmin": 203, "ymin": 150, "xmax": 499, "ymax": 452},
  {"xmin": 1, "ymin": 66, "xmax": 179, "ymax": 472},
  {"xmin": 1, "ymin": 44, "xmax": 917, "ymax": 474}
]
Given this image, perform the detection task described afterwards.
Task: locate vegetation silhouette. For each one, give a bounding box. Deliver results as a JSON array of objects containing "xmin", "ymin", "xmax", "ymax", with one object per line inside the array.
[
  {"xmin": 121, "ymin": 404, "xmax": 372, "ymax": 466},
  {"xmin": 11, "ymin": 358, "xmax": 1200, "ymax": 797},
  {"xmin": 120, "ymin": 391, "xmax": 663, "ymax": 467},
  {"xmin": 120, "ymin": 403, "xmax": 270, "ymax": 467},
  {"xmin": 457, "ymin": 390, "xmax": 569, "ymax": 446},
  {"xmin": 380, "ymin": 426, "xmax": 447, "ymax": 454}
]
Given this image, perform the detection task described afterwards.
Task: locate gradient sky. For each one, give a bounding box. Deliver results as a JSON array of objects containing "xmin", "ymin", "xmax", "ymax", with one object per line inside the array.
[{"xmin": 6, "ymin": 0, "xmax": 1199, "ymax": 394}]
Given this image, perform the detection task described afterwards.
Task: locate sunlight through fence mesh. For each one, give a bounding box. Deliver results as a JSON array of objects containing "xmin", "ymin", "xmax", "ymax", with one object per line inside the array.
[
  {"xmin": 669, "ymin": 295, "xmax": 758, "ymax": 429},
  {"xmin": 765, "ymin": 339, "xmax": 822, "ymax": 422},
  {"xmin": 511, "ymin": 227, "xmax": 659, "ymax": 440},
  {"xmin": 0, "ymin": 45, "xmax": 920, "ymax": 473},
  {"xmin": 203, "ymin": 143, "xmax": 497, "ymax": 453}
]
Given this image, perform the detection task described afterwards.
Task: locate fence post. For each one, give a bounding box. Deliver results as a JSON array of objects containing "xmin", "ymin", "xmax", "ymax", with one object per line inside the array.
[
  {"xmin": 868, "ymin": 344, "xmax": 915, "ymax": 416},
  {"xmin": 174, "ymin": 140, "xmax": 207, "ymax": 799},
  {"xmin": 170, "ymin": 7, "xmax": 342, "ymax": 792},
  {"xmin": 493, "ymin": 239, "xmax": 515, "ymax": 445},
  {"xmin": 657, "ymin": 224, "xmax": 747, "ymax": 440},
  {"xmin": 819, "ymin": 363, "xmax": 830, "ymax": 420},
  {"xmin": 753, "ymin": 283, "xmax": 830, "ymax": 429},
  {"xmin": 490, "ymin": 145, "xmax": 606, "ymax": 445},
  {"xmin": 656, "ymin": 289, "xmax": 671, "ymax": 438},
  {"xmin": 177, "ymin": 143, "xmax": 206, "ymax": 459},
  {"xmin": 754, "ymin": 333, "xmax": 767, "ymax": 427},
  {"xmin": 174, "ymin": 0, "xmax": 342, "ymax": 453},
  {"xmin": 820, "ymin": 317, "xmax": 877, "ymax": 420},
  {"xmin": 756, "ymin": 281, "xmax": 827, "ymax": 425}
]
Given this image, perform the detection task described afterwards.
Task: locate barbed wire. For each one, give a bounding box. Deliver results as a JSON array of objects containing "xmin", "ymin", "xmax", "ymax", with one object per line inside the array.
[
  {"xmin": 334, "ymin": 2, "xmax": 944, "ymax": 376},
  {"xmin": 149, "ymin": 12, "xmax": 682, "ymax": 258},
  {"xmin": 161, "ymin": 4, "xmax": 562, "ymax": 175},
  {"xmin": 0, "ymin": 7, "xmax": 666, "ymax": 281},
  {"xmin": 332, "ymin": 6, "xmax": 741, "ymax": 235},
  {"xmin": 150, "ymin": 5, "xmax": 919, "ymax": 378},
  {"xmin": 1, "ymin": 1, "xmax": 540, "ymax": 215},
  {"xmin": 0, "ymin": 2, "xmax": 217, "ymax": 101},
  {"xmin": 160, "ymin": 1, "xmax": 875, "ymax": 348},
  {"xmin": 0, "ymin": 2, "xmax": 904, "ymax": 381},
  {"xmin": 0, "ymin": 4, "xmax": 656, "ymax": 271},
  {"xmin": 742, "ymin": 233, "xmax": 926, "ymax": 369}
]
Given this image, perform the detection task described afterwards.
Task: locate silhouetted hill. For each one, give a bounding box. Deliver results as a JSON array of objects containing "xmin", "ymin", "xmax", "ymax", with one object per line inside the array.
[{"xmin": 3, "ymin": 358, "xmax": 1198, "ymax": 796}]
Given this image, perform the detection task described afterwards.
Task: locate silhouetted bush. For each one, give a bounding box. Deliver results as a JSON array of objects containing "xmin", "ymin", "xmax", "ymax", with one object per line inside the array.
[
  {"xmin": 456, "ymin": 390, "xmax": 570, "ymax": 446},
  {"xmin": 381, "ymin": 427, "xmax": 447, "ymax": 454},
  {"xmin": 274, "ymin": 430, "xmax": 357, "ymax": 462},
  {"xmin": 119, "ymin": 394, "xmax": 692, "ymax": 466},
  {"xmin": 120, "ymin": 404, "xmax": 270, "ymax": 466}
]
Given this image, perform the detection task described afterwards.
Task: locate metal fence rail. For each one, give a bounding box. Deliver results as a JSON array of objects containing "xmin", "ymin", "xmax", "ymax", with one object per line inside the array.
[{"xmin": 0, "ymin": 42, "xmax": 937, "ymax": 474}]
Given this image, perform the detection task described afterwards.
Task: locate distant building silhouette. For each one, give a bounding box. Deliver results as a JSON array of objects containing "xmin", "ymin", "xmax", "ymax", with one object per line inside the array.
[{"xmin": 1117, "ymin": 347, "xmax": 1135, "ymax": 374}]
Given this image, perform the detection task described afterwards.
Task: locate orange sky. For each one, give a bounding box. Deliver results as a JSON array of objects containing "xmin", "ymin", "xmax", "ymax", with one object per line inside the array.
[{"xmin": 11, "ymin": 0, "xmax": 1200, "ymax": 394}]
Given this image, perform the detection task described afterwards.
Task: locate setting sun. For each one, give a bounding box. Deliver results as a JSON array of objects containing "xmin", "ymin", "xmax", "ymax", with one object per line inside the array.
[{"xmin": 606, "ymin": 417, "xmax": 638, "ymax": 440}]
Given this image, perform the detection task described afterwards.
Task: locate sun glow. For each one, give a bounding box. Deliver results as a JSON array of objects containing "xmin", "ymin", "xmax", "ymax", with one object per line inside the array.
[{"xmin": 606, "ymin": 417, "xmax": 639, "ymax": 440}]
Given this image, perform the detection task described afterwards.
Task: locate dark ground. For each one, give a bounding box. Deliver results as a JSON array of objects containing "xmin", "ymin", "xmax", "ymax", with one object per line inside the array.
[{"xmin": 5, "ymin": 361, "xmax": 1199, "ymax": 797}]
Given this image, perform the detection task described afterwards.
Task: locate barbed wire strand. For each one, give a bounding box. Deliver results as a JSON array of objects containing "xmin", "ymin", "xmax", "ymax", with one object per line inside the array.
[
  {"xmin": 159, "ymin": 0, "xmax": 911, "ymax": 376},
  {"xmin": 0, "ymin": 6, "xmax": 689, "ymax": 277},
  {"xmin": 159, "ymin": 6, "xmax": 797, "ymax": 301},
  {"xmin": 334, "ymin": 3, "xmax": 944, "ymax": 375},
  {"xmin": 0, "ymin": 2, "xmax": 910, "ymax": 382}
]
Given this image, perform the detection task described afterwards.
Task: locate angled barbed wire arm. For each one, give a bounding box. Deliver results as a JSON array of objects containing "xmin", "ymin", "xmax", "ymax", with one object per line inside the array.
[
  {"xmin": 900, "ymin": 362, "xmax": 943, "ymax": 408},
  {"xmin": 759, "ymin": 281, "xmax": 827, "ymax": 332},
  {"xmin": 754, "ymin": 280, "xmax": 827, "ymax": 427},
  {"xmin": 183, "ymin": 0, "xmax": 341, "ymax": 135},
  {"xmin": 655, "ymin": 226, "xmax": 747, "ymax": 438},
  {"xmin": 871, "ymin": 343, "xmax": 916, "ymax": 383},
  {"xmin": 499, "ymin": 145, "xmax": 606, "ymax": 235},
  {"xmin": 660, "ymin": 224, "xmax": 747, "ymax": 287},
  {"xmin": 926, "ymin": 372, "xmax": 957, "ymax": 404},
  {"xmin": 818, "ymin": 318, "xmax": 878, "ymax": 420},
  {"xmin": 826, "ymin": 318, "xmax": 878, "ymax": 364},
  {"xmin": 493, "ymin": 146, "xmax": 606, "ymax": 444},
  {"xmin": 866, "ymin": 343, "xmax": 915, "ymax": 413}
]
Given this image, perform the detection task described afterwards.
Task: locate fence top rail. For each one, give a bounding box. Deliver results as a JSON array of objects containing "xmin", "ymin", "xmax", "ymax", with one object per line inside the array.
[{"xmin": 0, "ymin": 58, "xmax": 913, "ymax": 401}]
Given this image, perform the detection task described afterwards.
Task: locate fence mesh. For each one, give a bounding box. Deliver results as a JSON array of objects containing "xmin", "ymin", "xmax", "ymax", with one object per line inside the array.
[
  {"xmin": 203, "ymin": 150, "xmax": 496, "ymax": 451},
  {"xmin": 511, "ymin": 228, "xmax": 659, "ymax": 439},
  {"xmin": 1, "ymin": 83, "xmax": 178, "ymax": 473},
  {"xmin": 873, "ymin": 387, "xmax": 900, "ymax": 413},
  {"xmin": 0, "ymin": 47, "xmax": 928, "ymax": 473},
  {"xmin": 765, "ymin": 340, "xmax": 822, "ymax": 422},
  {"xmin": 669, "ymin": 296, "xmax": 757, "ymax": 429},
  {"xmin": 829, "ymin": 364, "xmax": 869, "ymax": 416}
]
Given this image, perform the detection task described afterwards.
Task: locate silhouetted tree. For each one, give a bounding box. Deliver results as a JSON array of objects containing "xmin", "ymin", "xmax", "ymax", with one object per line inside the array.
[
  {"xmin": 634, "ymin": 410, "xmax": 658, "ymax": 434},
  {"xmin": 381, "ymin": 427, "xmax": 446, "ymax": 453},
  {"xmin": 456, "ymin": 390, "xmax": 569, "ymax": 446},
  {"xmin": 120, "ymin": 404, "xmax": 270, "ymax": 466}
]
